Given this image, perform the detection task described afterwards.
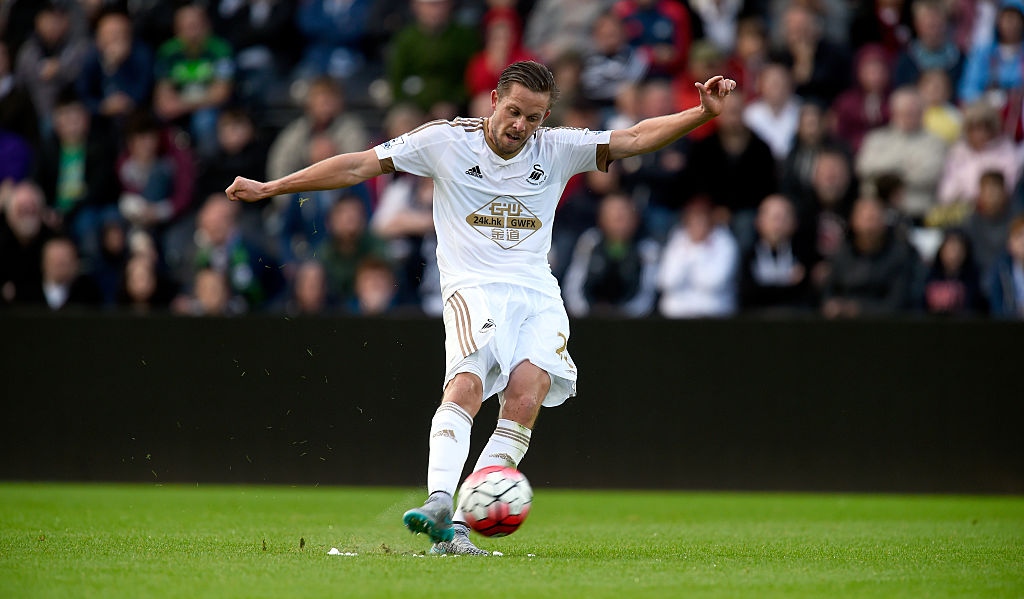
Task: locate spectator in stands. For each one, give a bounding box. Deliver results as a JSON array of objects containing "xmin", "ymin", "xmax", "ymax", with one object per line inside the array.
[
  {"xmin": 799, "ymin": 148, "xmax": 857, "ymax": 289},
  {"xmin": 213, "ymin": 0, "xmax": 295, "ymax": 109},
  {"xmin": 657, "ymin": 196, "xmax": 739, "ymax": 318},
  {"xmin": 960, "ymin": 0, "xmax": 1024, "ymax": 105},
  {"xmin": 606, "ymin": 82, "xmax": 641, "ymax": 131},
  {"xmin": 937, "ymin": 102, "xmax": 1020, "ymax": 207},
  {"xmin": 686, "ymin": 89, "xmax": 777, "ymax": 251},
  {"xmin": 175, "ymin": 267, "xmax": 237, "ymax": 316},
  {"xmin": 823, "ymin": 196, "xmax": 920, "ymax": 317},
  {"xmin": 544, "ymin": 51, "xmax": 585, "ymax": 127},
  {"xmin": 523, "ymin": 0, "xmax": 614, "ymax": 63},
  {"xmin": 1, "ymin": 0, "xmax": 55, "ymax": 60},
  {"xmin": 727, "ymin": 17, "xmax": 769, "ymax": 94},
  {"xmin": 369, "ymin": 175, "xmax": 437, "ymax": 311},
  {"xmin": 351, "ymin": 257, "xmax": 399, "ymax": 315},
  {"xmin": 781, "ymin": 101, "xmax": 849, "ymax": 203},
  {"xmin": 893, "ymin": 0, "xmax": 964, "ymax": 91},
  {"xmin": 563, "ymin": 193, "xmax": 659, "ymax": 317},
  {"xmin": 14, "ymin": 1, "xmax": 88, "ymax": 132},
  {"xmin": 465, "ymin": 7, "xmax": 534, "ymax": 98},
  {"xmin": 267, "ymin": 77, "xmax": 368, "ymax": 183},
  {"xmin": 319, "ymin": 195, "xmax": 389, "ymax": 304},
  {"xmin": 0, "ymin": 39, "xmax": 40, "ymax": 156},
  {"xmin": 283, "ymin": 259, "xmax": 331, "ymax": 315},
  {"xmin": 276, "ymin": 141, "xmax": 370, "ymax": 270},
  {"xmin": 743, "ymin": 62, "xmax": 801, "ymax": 161},
  {"xmin": 117, "ymin": 253, "xmax": 176, "ymax": 313},
  {"xmin": 924, "ymin": 228, "xmax": 985, "ymax": 315},
  {"xmin": 388, "ymin": 0, "xmax": 478, "ymax": 115},
  {"xmin": 612, "ymin": 0, "xmax": 692, "ymax": 77},
  {"xmin": 579, "ymin": 13, "xmax": 649, "ymax": 108},
  {"xmin": 153, "ymin": 4, "xmax": 234, "ymax": 156},
  {"xmin": 194, "ymin": 108, "xmax": 266, "ymax": 237},
  {"xmin": 116, "ymin": 113, "xmax": 185, "ymax": 235},
  {"xmin": 774, "ymin": 3, "xmax": 850, "ymax": 104},
  {"xmin": 987, "ymin": 215, "xmax": 1024, "ymax": 317},
  {"xmin": 617, "ymin": 79, "xmax": 688, "ymax": 241},
  {"xmin": 0, "ymin": 181, "xmax": 55, "ymax": 304},
  {"xmin": 76, "ymin": 11, "xmax": 152, "ymax": 122},
  {"xmin": 739, "ymin": 194, "xmax": 815, "ymax": 312},
  {"xmin": 196, "ymin": 108, "xmax": 265, "ymax": 200},
  {"xmin": 33, "ymin": 91, "xmax": 118, "ymax": 260},
  {"xmin": 179, "ymin": 195, "xmax": 272, "ymax": 311},
  {"xmin": 918, "ymin": 68, "xmax": 962, "ymax": 144},
  {"xmin": 856, "ymin": 87, "xmax": 946, "ymax": 221},
  {"xmin": 552, "ymin": 167, "xmax": 620, "ymax": 279},
  {"xmin": 832, "ymin": 44, "xmax": 891, "ymax": 153},
  {"xmin": 966, "ymin": 171, "xmax": 1019, "ymax": 281},
  {"xmin": 671, "ymin": 40, "xmax": 724, "ymax": 139},
  {"xmin": 688, "ymin": 0, "xmax": 743, "ymax": 54},
  {"xmin": 20, "ymin": 237, "xmax": 103, "ymax": 310},
  {"xmin": 874, "ymin": 172, "xmax": 915, "ymax": 239},
  {"xmin": 295, "ymin": 0, "xmax": 370, "ymax": 81},
  {"xmin": 90, "ymin": 217, "xmax": 133, "ymax": 304}
]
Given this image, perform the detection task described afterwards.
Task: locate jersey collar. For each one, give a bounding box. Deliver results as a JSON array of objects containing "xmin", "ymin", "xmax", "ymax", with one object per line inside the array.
[{"xmin": 482, "ymin": 118, "xmax": 534, "ymax": 167}]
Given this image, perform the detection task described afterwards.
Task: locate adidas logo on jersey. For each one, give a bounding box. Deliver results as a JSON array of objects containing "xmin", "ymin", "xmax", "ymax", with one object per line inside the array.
[{"xmin": 465, "ymin": 165, "xmax": 483, "ymax": 178}]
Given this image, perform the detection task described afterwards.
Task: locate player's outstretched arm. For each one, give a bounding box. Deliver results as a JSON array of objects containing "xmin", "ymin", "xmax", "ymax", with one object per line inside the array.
[
  {"xmin": 225, "ymin": 149, "xmax": 384, "ymax": 202},
  {"xmin": 608, "ymin": 75, "xmax": 737, "ymax": 161}
]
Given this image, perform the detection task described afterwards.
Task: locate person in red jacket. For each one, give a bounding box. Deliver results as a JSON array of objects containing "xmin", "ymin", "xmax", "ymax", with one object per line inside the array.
[{"xmin": 465, "ymin": 7, "xmax": 535, "ymax": 98}]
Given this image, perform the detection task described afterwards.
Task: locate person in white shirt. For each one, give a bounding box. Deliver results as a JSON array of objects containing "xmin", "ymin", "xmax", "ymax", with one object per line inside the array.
[
  {"xmin": 227, "ymin": 61, "xmax": 735, "ymax": 555},
  {"xmin": 742, "ymin": 62, "xmax": 801, "ymax": 161},
  {"xmin": 657, "ymin": 196, "xmax": 740, "ymax": 318}
]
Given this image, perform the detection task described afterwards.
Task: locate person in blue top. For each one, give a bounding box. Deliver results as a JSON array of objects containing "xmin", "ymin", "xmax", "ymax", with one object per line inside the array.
[
  {"xmin": 76, "ymin": 11, "xmax": 152, "ymax": 122},
  {"xmin": 960, "ymin": 0, "xmax": 1024, "ymax": 104}
]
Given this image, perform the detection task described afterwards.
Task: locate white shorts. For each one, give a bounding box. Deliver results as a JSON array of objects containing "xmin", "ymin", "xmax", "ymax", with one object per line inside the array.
[{"xmin": 441, "ymin": 283, "xmax": 577, "ymax": 407}]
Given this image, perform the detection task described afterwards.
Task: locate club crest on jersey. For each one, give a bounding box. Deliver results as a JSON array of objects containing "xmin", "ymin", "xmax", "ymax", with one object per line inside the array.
[
  {"xmin": 465, "ymin": 195, "xmax": 542, "ymax": 250},
  {"xmin": 525, "ymin": 164, "xmax": 548, "ymax": 185}
]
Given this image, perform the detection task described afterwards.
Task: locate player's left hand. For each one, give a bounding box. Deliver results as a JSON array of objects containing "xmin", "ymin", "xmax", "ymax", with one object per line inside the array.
[{"xmin": 695, "ymin": 76, "xmax": 737, "ymax": 118}]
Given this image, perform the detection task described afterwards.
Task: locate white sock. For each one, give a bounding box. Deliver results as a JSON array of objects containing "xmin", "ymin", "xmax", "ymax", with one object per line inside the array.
[
  {"xmin": 426, "ymin": 402, "xmax": 474, "ymax": 497},
  {"xmin": 454, "ymin": 419, "xmax": 531, "ymax": 522},
  {"xmin": 473, "ymin": 419, "xmax": 532, "ymax": 470}
]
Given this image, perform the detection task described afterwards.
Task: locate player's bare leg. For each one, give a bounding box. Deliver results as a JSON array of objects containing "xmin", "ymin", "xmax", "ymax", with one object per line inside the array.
[
  {"xmin": 439, "ymin": 360, "xmax": 550, "ymax": 555},
  {"xmin": 499, "ymin": 360, "xmax": 550, "ymax": 428},
  {"xmin": 403, "ymin": 373, "xmax": 483, "ymax": 544}
]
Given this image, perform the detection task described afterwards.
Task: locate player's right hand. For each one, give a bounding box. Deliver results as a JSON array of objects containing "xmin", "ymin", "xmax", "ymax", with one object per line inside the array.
[{"xmin": 225, "ymin": 176, "xmax": 266, "ymax": 203}]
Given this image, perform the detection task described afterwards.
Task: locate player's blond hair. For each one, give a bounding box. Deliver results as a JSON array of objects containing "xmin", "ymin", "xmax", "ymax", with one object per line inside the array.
[{"xmin": 496, "ymin": 61, "xmax": 560, "ymax": 109}]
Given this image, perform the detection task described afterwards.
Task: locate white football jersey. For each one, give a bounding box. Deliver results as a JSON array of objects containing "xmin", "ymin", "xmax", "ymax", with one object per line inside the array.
[{"xmin": 374, "ymin": 117, "xmax": 612, "ymax": 301}]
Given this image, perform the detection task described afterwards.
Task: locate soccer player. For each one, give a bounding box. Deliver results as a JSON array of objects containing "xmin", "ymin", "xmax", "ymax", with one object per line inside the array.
[{"xmin": 226, "ymin": 61, "xmax": 735, "ymax": 555}]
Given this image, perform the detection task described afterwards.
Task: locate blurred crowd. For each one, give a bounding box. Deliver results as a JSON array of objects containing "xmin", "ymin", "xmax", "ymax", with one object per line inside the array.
[{"xmin": 1, "ymin": 0, "xmax": 1023, "ymax": 319}]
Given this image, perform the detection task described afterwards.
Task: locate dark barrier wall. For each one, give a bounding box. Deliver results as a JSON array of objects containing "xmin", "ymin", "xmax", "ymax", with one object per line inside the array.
[{"xmin": 1, "ymin": 314, "xmax": 1022, "ymax": 493}]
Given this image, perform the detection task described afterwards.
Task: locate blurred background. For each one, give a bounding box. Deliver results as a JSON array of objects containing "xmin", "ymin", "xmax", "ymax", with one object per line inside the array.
[
  {"xmin": 1, "ymin": 0, "xmax": 1022, "ymax": 319},
  {"xmin": 1, "ymin": 0, "xmax": 1022, "ymax": 493}
]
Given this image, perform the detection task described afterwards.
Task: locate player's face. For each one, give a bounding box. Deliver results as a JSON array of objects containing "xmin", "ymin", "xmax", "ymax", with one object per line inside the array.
[{"xmin": 488, "ymin": 84, "xmax": 551, "ymax": 158}]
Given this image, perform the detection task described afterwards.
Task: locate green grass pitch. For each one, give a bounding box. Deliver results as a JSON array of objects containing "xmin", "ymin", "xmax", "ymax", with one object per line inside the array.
[{"xmin": 1, "ymin": 483, "xmax": 1022, "ymax": 598}]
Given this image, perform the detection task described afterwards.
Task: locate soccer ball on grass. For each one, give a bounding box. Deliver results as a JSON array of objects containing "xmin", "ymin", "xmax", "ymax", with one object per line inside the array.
[{"xmin": 457, "ymin": 465, "xmax": 532, "ymax": 537}]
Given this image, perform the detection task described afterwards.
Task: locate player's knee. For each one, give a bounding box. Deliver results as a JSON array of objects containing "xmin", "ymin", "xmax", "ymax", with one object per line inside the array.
[
  {"xmin": 443, "ymin": 372, "xmax": 484, "ymax": 415},
  {"xmin": 505, "ymin": 389, "xmax": 543, "ymax": 411},
  {"xmin": 503, "ymin": 373, "xmax": 548, "ymax": 415}
]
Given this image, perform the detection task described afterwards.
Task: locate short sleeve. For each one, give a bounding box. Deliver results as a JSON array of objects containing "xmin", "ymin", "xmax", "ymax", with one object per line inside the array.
[
  {"xmin": 540, "ymin": 128, "xmax": 614, "ymax": 178},
  {"xmin": 373, "ymin": 121, "xmax": 453, "ymax": 179}
]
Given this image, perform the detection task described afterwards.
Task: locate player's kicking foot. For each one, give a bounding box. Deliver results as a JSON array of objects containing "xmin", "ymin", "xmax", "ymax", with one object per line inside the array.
[
  {"xmin": 402, "ymin": 492, "xmax": 454, "ymax": 543},
  {"xmin": 430, "ymin": 523, "xmax": 489, "ymax": 556}
]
